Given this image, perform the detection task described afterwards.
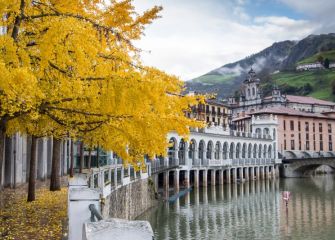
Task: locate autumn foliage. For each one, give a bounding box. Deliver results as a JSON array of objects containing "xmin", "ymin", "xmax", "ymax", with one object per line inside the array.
[{"xmin": 0, "ymin": 0, "xmax": 203, "ymax": 196}]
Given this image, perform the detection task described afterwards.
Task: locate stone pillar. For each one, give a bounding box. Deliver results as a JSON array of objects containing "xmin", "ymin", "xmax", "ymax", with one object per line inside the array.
[
  {"xmin": 232, "ymin": 168, "xmax": 237, "ymax": 183},
  {"xmin": 244, "ymin": 167, "xmax": 249, "ymax": 181},
  {"xmin": 250, "ymin": 167, "xmax": 254, "ymax": 180},
  {"xmin": 211, "ymin": 169, "xmax": 216, "ymax": 186},
  {"xmin": 265, "ymin": 166, "xmax": 269, "ymax": 179},
  {"xmin": 194, "ymin": 170, "xmax": 199, "ymax": 188},
  {"xmin": 203, "ymin": 170, "xmax": 208, "ymax": 187},
  {"xmin": 260, "ymin": 167, "xmax": 264, "ymax": 179},
  {"xmin": 174, "ymin": 170, "xmax": 179, "ymax": 193},
  {"xmin": 255, "ymin": 167, "xmax": 260, "ymax": 180},
  {"xmin": 240, "ymin": 167, "xmax": 244, "ymax": 181},
  {"xmin": 185, "ymin": 170, "xmax": 190, "ymax": 188},
  {"xmin": 163, "ymin": 171, "xmax": 169, "ymax": 199},
  {"xmin": 275, "ymin": 165, "xmax": 279, "ymax": 178},
  {"xmin": 225, "ymin": 168, "xmax": 231, "ymax": 184},
  {"xmin": 219, "ymin": 170, "xmax": 224, "ymax": 185}
]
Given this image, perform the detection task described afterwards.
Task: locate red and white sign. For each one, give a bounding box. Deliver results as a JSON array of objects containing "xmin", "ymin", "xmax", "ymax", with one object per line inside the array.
[{"xmin": 282, "ymin": 191, "xmax": 291, "ymax": 201}]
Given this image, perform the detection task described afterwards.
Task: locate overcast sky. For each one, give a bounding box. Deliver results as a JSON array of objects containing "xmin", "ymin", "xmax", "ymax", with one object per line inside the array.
[{"xmin": 133, "ymin": 0, "xmax": 335, "ymax": 80}]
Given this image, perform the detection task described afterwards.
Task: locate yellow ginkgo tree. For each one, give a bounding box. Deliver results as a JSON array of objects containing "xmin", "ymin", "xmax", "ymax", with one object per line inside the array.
[{"xmin": 0, "ymin": 0, "xmax": 204, "ymax": 197}]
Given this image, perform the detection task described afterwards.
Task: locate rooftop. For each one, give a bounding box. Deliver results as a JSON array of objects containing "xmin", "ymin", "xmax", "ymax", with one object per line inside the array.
[
  {"xmin": 286, "ymin": 95, "xmax": 335, "ymax": 106},
  {"xmin": 251, "ymin": 106, "xmax": 335, "ymax": 119}
]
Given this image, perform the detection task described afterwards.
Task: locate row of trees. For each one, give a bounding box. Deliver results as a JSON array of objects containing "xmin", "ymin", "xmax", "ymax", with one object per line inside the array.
[{"xmin": 0, "ymin": 0, "xmax": 202, "ymax": 201}]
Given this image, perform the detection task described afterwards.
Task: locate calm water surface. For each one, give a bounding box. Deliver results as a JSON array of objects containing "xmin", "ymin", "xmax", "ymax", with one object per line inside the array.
[{"xmin": 139, "ymin": 176, "xmax": 335, "ymax": 240}]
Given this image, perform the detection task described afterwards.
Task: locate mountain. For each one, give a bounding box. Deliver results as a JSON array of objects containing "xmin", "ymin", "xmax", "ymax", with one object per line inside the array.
[{"xmin": 186, "ymin": 33, "xmax": 335, "ymax": 99}]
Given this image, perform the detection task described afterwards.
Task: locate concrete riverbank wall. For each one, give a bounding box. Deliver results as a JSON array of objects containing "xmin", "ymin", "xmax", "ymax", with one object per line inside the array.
[{"xmin": 102, "ymin": 178, "xmax": 157, "ymax": 220}]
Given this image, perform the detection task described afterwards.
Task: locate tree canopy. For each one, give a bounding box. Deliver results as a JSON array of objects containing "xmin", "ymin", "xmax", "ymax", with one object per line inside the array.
[{"xmin": 0, "ymin": 0, "xmax": 203, "ymax": 171}]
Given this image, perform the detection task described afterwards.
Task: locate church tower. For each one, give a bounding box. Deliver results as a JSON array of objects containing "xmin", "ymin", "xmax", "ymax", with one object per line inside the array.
[{"xmin": 241, "ymin": 68, "xmax": 261, "ymax": 103}]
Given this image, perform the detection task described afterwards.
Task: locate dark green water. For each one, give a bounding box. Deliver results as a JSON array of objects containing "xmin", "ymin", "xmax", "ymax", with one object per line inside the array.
[{"xmin": 139, "ymin": 176, "xmax": 335, "ymax": 240}]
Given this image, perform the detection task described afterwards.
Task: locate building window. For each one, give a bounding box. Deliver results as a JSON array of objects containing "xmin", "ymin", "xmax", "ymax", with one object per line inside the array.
[
  {"xmin": 299, "ymin": 133, "xmax": 301, "ymax": 140},
  {"xmin": 306, "ymin": 141, "xmax": 310, "ymax": 150},
  {"xmin": 320, "ymin": 134, "xmax": 323, "ymax": 141},
  {"xmin": 328, "ymin": 123, "xmax": 332, "ymax": 133},
  {"xmin": 298, "ymin": 121, "xmax": 301, "ymax": 131},
  {"xmin": 313, "ymin": 141, "xmax": 316, "ymax": 150},
  {"xmin": 306, "ymin": 134, "xmax": 309, "ymax": 140},
  {"xmin": 320, "ymin": 141, "xmax": 323, "ymax": 151},
  {"xmin": 284, "ymin": 140, "xmax": 287, "ymax": 150},
  {"xmin": 212, "ymin": 106, "xmax": 215, "ymax": 114},
  {"xmin": 319, "ymin": 123, "xmax": 323, "ymax": 132},
  {"xmin": 305, "ymin": 122, "xmax": 309, "ymax": 132},
  {"xmin": 206, "ymin": 105, "xmax": 209, "ymax": 113},
  {"xmin": 290, "ymin": 120, "xmax": 294, "ymax": 131},
  {"xmin": 284, "ymin": 120, "xmax": 286, "ymax": 131},
  {"xmin": 218, "ymin": 108, "xmax": 221, "ymax": 115},
  {"xmin": 329, "ymin": 142, "xmax": 333, "ymax": 151},
  {"xmin": 299, "ymin": 141, "xmax": 301, "ymax": 150},
  {"xmin": 291, "ymin": 140, "xmax": 295, "ymax": 150},
  {"xmin": 206, "ymin": 116, "xmax": 209, "ymax": 122},
  {"xmin": 313, "ymin": 123, "xmax": 315, "ymax": 132}
]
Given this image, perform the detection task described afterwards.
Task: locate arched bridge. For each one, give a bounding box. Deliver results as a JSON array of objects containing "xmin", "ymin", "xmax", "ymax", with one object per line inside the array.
[{"xmin": 281, "ymin": 156, "xmax": 335, "ymax": 177}]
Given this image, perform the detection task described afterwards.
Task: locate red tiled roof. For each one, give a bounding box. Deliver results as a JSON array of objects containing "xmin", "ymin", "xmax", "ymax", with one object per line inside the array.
[
  {"xmin": 252, "ymin": 106, "xmax": 335, "ymax": 119},
  {"xmin": 286, "ymin": 95, "xmax": 335, "ymax": 106}
]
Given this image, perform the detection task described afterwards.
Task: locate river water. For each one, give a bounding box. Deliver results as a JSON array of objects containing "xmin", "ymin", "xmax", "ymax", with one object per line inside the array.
[{"xmin": 139, "ymin": 176, "xmax": 335, "ymax": 240}]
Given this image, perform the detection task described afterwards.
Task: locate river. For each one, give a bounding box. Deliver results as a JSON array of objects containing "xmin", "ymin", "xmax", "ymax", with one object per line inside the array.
[{"xmin": 139, "ymin": 176, "xmax": 335, "ymax": 240}]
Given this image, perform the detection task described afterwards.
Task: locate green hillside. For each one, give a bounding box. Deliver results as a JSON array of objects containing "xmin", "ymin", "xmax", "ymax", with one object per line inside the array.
[
  {"xmin": 192, "ymin": 73, "xmax": 237, "ymax": 85},
  {"xmin": 297, "ymin": 50, "xmax": 335, "ymax": 65},
  {"xmin": 264, "ymin": 70, "xmax": 335, "ymax": 101}
]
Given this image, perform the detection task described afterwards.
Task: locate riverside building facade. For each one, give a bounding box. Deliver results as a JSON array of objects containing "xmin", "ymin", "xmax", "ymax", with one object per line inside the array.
[{"xmin": 228, "ymin": 69, "xmax": 335, "ymax": 118}]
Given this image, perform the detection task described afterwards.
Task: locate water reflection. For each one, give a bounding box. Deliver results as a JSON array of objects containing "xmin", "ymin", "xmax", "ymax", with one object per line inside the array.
[{"xmin": 139, "ymin": 176, "xmax": 335, "ymax": 240}]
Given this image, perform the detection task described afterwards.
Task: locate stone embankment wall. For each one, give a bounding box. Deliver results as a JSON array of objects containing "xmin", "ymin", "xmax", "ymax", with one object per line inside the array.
[{"xmin": 102, "ymin": 178, "xmax": 157, "ymax": 220}]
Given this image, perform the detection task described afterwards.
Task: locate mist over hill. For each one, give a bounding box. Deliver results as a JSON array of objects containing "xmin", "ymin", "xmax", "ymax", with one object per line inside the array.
[{"xmin": 186, "ymin": 33, "xmax": 335, "ymax": 99}]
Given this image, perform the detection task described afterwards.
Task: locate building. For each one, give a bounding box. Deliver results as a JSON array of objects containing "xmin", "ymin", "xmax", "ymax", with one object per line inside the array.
[
  {"xmin": 233, "ymin": 107, "xmax": 335, "ymax": 159},
  {"xmin": 188, "ymin": 95, "xmax": 229, "ymax": 128},
  {"xmin": 296, "ymin": 62, "xmax": 324, "ymax": 71},
  {"xmin": 228, "ymin": 69, "xmax": 335, "ymax": 118}
]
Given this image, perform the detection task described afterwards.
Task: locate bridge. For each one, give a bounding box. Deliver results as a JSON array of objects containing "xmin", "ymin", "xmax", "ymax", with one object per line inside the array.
[{"xmin": 281, "ymin": 155, "xmax": 335, "ymax": 177}]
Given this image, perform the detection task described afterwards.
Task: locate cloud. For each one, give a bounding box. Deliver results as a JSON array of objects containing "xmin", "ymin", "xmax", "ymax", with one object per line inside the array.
[
  {"xmin": 133, "ymin": 0, "xmax": 324, "ymax": 80},
  {"xmin": 279, "ymin": 0, "xmax": 335, "ymax": 33}
]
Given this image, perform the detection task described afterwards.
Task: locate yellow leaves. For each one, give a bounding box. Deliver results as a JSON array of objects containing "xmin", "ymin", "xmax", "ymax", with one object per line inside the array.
[{"xmin": 0, "ymin": 187, "xmax": 68, "ymax": 240}]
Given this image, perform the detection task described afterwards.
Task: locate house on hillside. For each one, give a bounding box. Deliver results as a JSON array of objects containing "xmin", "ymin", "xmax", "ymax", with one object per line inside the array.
[{"xmin": 296, "ymin": 62, "xmax": 324, "ymax": 71}]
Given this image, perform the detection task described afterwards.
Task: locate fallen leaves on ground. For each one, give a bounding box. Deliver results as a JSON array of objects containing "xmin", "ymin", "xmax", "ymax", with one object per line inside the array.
[{"xmin": 0, "ymin": 188, "xmax": 67, "ymax": 240}]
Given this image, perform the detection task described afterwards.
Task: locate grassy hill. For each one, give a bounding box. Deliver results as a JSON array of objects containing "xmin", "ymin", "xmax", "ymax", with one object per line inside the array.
[
  {"xmin": 297, "ymin": 50, "xmax": 335, "ymax": 65},
  {"xmin": 192, "ymin": 73, "xmax": 237, "ymax": 85},
  {"xmin": 262, "ymin": 70, "xmax": 335, "ymax": 101}
]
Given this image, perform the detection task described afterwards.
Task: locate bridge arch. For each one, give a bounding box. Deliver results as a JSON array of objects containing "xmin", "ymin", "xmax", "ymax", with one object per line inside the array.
[{"xmin": 284, "ymin": 151, "xmax": 297, "ymax": 159}]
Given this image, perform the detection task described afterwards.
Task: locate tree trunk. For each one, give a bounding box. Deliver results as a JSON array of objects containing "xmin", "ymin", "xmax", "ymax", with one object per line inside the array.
[
  {"xmin": 70, "ymin": 141, "xmax": 74, "ymax": 177},
  {"xmin": 0, "ymin": 128, "xmax": 5, "ymax": 191},
  {"xmin": 79, "ymin": 142, "xmax": 84, "ymax": 173},
  {"xmin": 88, "ymin": 148, "xmax": 92, "ymax": 169},
  {"xmin": 27, "ymin": 136, "xmax": 37, "ymax": 202},
  {"xmin": 50, "ymin": 138, "xmax": 61, "ymax": 191}
]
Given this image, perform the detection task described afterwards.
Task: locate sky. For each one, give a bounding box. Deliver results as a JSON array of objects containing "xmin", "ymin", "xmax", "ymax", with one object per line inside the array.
[{"xmin": 133, "ymin": 0, "xmax": 335, "ymax": 80}]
